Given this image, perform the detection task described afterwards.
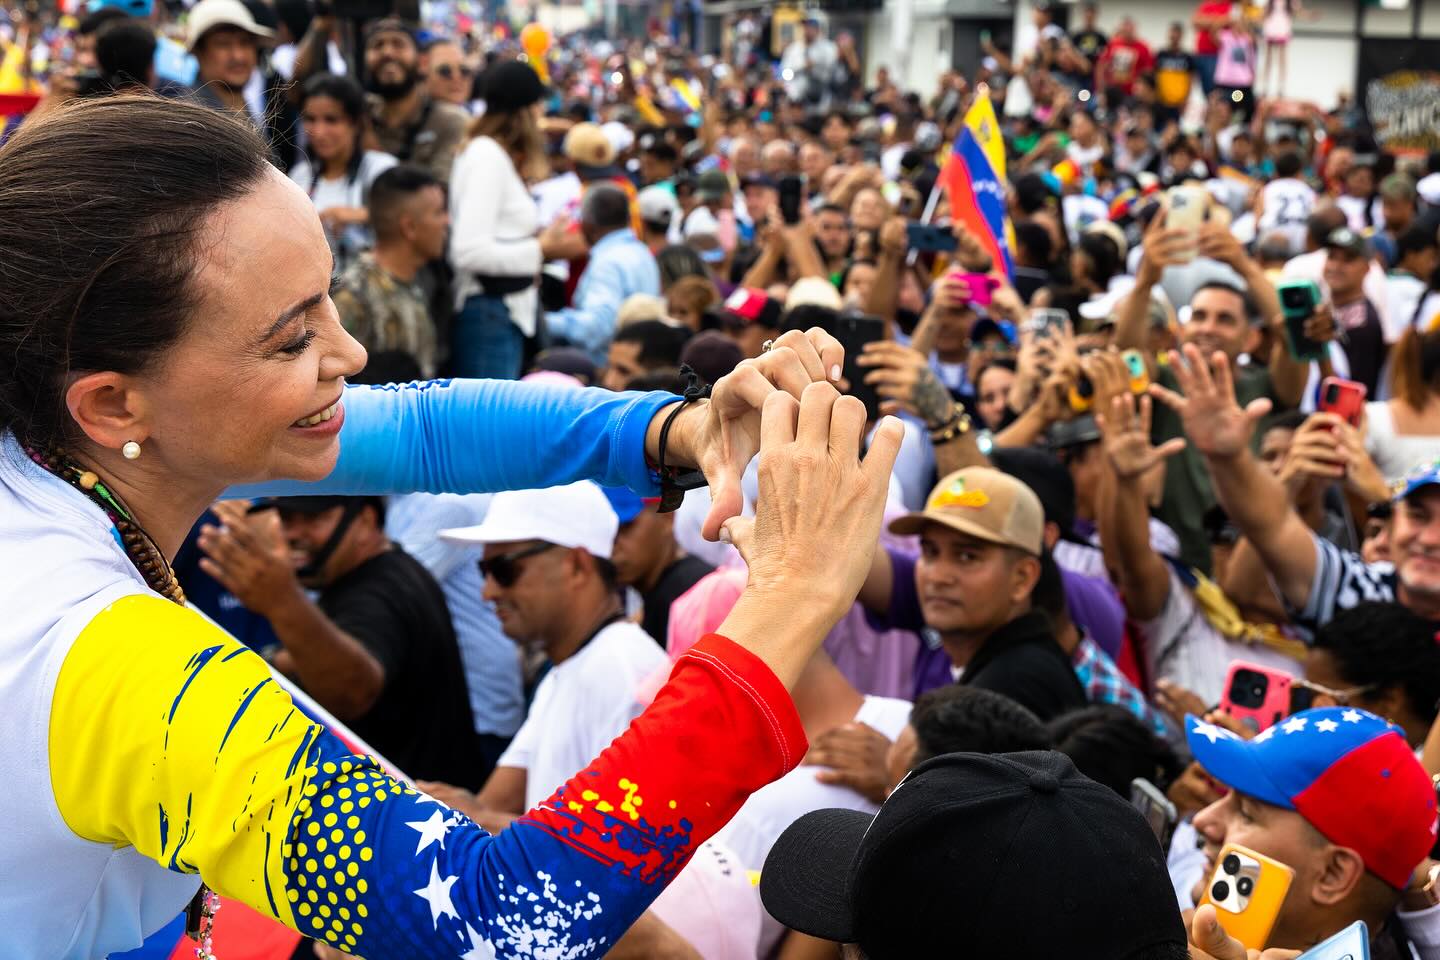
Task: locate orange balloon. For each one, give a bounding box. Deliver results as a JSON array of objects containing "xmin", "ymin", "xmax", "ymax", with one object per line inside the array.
[{"xmin": 519, "ymin": 23, "xmax": 550, "ymax": 59}]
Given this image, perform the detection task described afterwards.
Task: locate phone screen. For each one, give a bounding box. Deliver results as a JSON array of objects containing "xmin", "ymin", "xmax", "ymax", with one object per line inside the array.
[
  {"xmin": 828, "ymin": 312, "xmax": 887, "ymax": 421},
  {"xmin": 779, "ymin": 175, "xmax": 804, "ymax": 225}
]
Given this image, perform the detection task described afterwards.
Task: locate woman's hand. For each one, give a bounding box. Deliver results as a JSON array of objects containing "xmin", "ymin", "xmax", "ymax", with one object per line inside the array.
[
  {"xmin": 647, "ymin": 328, "xmax": 845, "ymax": 541},
  {"xmin": 712, "ymin": 382, "xmax": 904, "ymax": 687},
  {"xmin": 318, "ymin": 206, "xmax": 368, "ymax": 234}
]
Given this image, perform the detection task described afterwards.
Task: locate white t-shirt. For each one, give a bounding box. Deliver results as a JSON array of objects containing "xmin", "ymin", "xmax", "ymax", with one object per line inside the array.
[
  {"xmin": 1257, "ymin": 178, "xmax": 1315, "ymax": 255},
  {"xmin": 713, "ymin": 694, "xmax": 912, "ymax": 957},
  {"xmin": 499, "ymin": 620, "xmax": 667, "ymax": 810}
]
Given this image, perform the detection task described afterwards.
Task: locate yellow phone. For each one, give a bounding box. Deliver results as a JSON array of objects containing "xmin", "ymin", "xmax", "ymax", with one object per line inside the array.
[{"xmin": 1199, "ymin": 844, "xmax": 1295, "ymax": 951}]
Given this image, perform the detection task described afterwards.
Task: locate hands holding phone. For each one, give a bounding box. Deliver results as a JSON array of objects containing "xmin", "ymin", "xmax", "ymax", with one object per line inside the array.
[{"xmin": 1188, "ymin": 905, "xmax": 1301, "ymax": 960}]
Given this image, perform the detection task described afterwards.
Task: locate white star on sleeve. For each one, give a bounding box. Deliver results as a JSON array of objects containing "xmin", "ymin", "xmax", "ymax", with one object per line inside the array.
[
  {"xmin": 1315, "ymin": 718, "xmax": 1339, "ymax": 733},
  {"xmin": 407, "ymin": 809, "xmax": 457, "ymax": 855},
  {"xmin": 1341, "ymin": 709, "xmax": 1363, "ymax": 723},
  {"xmin": 1192, "ymin": 720, "xmax": 1233, "ymax": 744},
  {"xmin": 415, "ymin": 859, "xmax": 460, "ymax": 929},
  {"xmin": 459, "ymin": 921, "xmax": 497, "ymax": 960},
  {"xmin": 1282, "ymin": 716, "xmax": 1308, "ymax": 734},
  {"xmin": 414, "ymin": 791, "xmax": 447, "ymax": 807},
  {"xmin": 1253, "ymin": 726, "xmax": 1277, "ymax": 743}
]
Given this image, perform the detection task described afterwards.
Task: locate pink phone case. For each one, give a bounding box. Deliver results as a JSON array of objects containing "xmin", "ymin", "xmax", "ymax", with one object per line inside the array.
[{"xmin": 1221, "ymin": 661, "xmax": 1295, "ymax": 733}]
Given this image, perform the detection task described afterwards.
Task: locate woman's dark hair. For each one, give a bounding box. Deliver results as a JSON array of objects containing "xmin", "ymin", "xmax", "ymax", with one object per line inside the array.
[
  {"xmin": 0, "ymin": 95, "xmax": 270, "ymax": 451},
  {"xmin": 95, "ymin": 20, "xmax": 156, "ymax": 91},
  {"xmin": 299, "ymin": 73, "xmax": 367, "ymax": 188},
  {"xmin": 1048, "ymin": 705, "xmax": 1183, "ymax": 797},
  {"xmin": 1313, "ymin": 602, "xmax": 1440, "ymax": 725},
  {"xmin": 1076, "ymin": 232, "xmax": 1122, "ymax": 289},
  {"xmin": 656, "ymin": 244, "xmax": 708, "ymax": 289}
]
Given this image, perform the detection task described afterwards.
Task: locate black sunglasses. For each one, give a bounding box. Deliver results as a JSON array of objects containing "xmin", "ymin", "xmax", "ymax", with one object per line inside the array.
[
  {"xmin": 478, "ymin": 543, "xmax": 554, "ymax": 587},
  {"xmin": 434, "ymin": 64, "xmax": 474, "ymax": 79}
]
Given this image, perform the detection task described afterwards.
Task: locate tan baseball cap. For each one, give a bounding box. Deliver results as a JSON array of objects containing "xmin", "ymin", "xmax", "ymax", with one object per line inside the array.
[
  {"xmin": 563, "ymin": 122, "xmax": 617, "ymax": 168},
  {"xmin": 889, "ymin": 467, "xmax": 1044, "ymax": 555}
]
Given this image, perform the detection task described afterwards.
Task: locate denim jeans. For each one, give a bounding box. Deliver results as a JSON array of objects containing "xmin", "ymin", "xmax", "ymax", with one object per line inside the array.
[{"xmin": 451, "ymin": 294, "xmax": 523, "ymax": 380}]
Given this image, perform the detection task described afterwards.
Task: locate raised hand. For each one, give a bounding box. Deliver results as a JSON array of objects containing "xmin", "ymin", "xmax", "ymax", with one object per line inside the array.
[
  {"xmin": 1149, "ymin": 344, "xmax": 1272, "ymax": 460},
  {"xmin": 1097, "ymin": 391, "xmax": 1187, "ymax": 481},
  {"xmin": 857, "ymin": 340, "xmax": 954, "ymax": 426}
]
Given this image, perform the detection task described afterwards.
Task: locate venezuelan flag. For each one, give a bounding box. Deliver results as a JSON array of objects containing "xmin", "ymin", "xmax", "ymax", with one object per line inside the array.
[{"xmin": 940, "ymin": 126, "xmax": 1014, "ymax": 280}]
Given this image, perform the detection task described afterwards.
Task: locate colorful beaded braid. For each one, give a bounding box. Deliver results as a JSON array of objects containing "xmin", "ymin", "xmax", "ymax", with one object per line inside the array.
[{"xmin": 24, "ymin": 444, "xmax": 219, "ymax": 956}]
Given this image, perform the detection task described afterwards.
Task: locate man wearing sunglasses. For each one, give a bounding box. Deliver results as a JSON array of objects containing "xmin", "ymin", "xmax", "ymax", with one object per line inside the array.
[{"xmin": 424, "ymin": 480, "xmax": 667, "ymax": 835}]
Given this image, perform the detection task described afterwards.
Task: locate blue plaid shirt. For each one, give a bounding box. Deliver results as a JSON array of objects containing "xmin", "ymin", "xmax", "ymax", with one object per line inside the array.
[{"xmin": 1071, "ymin": 635, "xmax": 1171, "ymax": 739}]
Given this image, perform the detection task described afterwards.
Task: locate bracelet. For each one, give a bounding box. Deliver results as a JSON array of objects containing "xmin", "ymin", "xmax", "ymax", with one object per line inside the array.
[
  {"xmin": 925, "ymin": 401, "xmax": 967, "ymax": 434},
  {"xmin": 929, "ymin": 411, "xmax": 973, "ymax": 445},
  {"xmin": 655, "ymin": 364, "xmax": 712, "ymax": 514}
]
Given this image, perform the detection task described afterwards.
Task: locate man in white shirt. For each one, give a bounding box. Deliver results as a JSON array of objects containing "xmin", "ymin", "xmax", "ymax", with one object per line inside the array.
[{"xmin": 419, "ymin": 480, "xmax": 666, "ymax": 829}]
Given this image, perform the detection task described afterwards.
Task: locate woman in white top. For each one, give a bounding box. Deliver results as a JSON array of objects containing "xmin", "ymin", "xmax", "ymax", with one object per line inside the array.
[
  {"xmin": 1366, "ymin": 326, "xmax": 1440, "ymax": 480},
  {"xmin": 448, "ymin": 60, "xmax": 578, "ymax": 379},
  {"xmin": 287, "ymin": 74, "xmax": 396, "ymax": 270}
]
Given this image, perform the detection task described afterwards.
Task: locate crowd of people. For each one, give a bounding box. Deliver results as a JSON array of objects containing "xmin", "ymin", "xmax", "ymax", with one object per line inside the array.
[{"xmin": 7, "ymin": 0, "xmax": 1440, "ymax": 957}]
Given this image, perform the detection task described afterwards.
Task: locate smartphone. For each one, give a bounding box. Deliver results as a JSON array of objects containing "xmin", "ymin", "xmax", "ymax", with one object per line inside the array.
[
  {"xmin": 1277, "ymin": 279, "xmax": 1326, "ymax": 362},
  {"xmin": 827, "ymin": 311, "xmax": 887, "ymax": 421},
  {"xmin": 1200, "ymin": 844, "xmax": 1295, "ymax": 951},
  {"xmin": 1122, "ymin": 349, "xmax": 1150, "ymax": 395},
  {"xmin": 778, "ymin": 174, "xmax": 805, "ymax": 225},
  {"xmin": 952, "ymin": 271, "xmax": 998, "ymax": 308},
  {"xmin": 1024, "ymin": 307, "xmax": 1071, "ymax": 340},
  {"xmin": 1319, "ymin": 377, "xmax": 1367, "ymax": 428},
  {"xmin": 906, "ymin": 222, "xmax": 958, "ymax": 254},
  {"xmin": 1164, "ymin": 185, "xmax": 1208, "ymax": 263},
  {"xmin": 1221, "ymin": 661, "xmax": 1296, "ymax": 733},
  {"xmin": 1297, "ymin": 921, "xmax": 1369, "ymax": 960},
  {"xmin": 1129, "ymin": 778, "xmax": 1178, "ymax": 851}
]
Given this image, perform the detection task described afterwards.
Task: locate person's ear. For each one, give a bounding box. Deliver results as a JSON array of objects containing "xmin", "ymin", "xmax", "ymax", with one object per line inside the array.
[
  {"xmin": 1312, "ymin": 845, "xmax": 1367, "ymax": 907},
  {"xmin": 1011, "ymin": 554, "xmax": 1041, "ymax": 603},
  {"xmin": 65, "ymin": 372, "xmax": 151, "ymax": 454},
  {"xmin": 1043, "ymin": 521, "xmax": 1061, "ymax": 550},
  {"xmin": 1242, "ymin": 324, "xmax": 1263, "ymax": 357}
]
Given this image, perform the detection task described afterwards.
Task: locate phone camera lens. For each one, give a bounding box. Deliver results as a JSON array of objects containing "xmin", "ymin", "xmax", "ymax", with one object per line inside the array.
[
  {"xmin": 1237, "ymin": 876, "xmax": 1254, "ymax": 897},
  {"xmin": 1250, "ymin": 682, "xmax": 1265, "ymax": 700},
  {"xmin": 1222, "ymin": 853, "xmax": 1241, "ymax": 875},
  {"xmin": 1211, "ymin": 880, "xmax": 1231, "ymax": 902}
]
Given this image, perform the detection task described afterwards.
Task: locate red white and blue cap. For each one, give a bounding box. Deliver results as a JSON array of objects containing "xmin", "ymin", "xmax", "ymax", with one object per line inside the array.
[
  {"xmin": 1187, "ymin": 707, "xmax": 1436, "ymax": 888},
  {"xmin": 1397, "ymin": 458, "xmax": 1440, "ymax": 501}
]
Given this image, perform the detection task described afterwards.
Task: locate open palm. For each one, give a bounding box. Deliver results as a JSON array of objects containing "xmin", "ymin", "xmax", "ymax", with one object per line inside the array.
[
  {"xmin": 1098, "ymin": 392, "xmax": 1186, "ymax": 479},
  {"xmin": 1148, "ymin": 344, "xmax": 1272, "ymax": 460}
]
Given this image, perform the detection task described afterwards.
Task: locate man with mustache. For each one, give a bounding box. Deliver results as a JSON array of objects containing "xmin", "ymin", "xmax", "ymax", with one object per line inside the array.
[{"xmin": 363, "ymin": 19, "xmax": 468, "ymax": 183}]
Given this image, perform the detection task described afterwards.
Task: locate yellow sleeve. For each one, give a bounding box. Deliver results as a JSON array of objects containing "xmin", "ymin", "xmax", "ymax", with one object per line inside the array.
[{"xmin": 49, "ymin": 594, "xmax": 308, "ymax": 928}]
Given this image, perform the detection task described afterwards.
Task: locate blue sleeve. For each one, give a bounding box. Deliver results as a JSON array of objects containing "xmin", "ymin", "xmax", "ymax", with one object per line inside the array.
[{"xmin": 232, "ymin": 379, "xmax": 681, "ymax": 499}]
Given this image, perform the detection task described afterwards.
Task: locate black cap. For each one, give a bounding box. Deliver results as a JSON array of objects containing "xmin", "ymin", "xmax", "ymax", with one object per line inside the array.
[
  {"xmin": 248, "ymin": 495, "xmax": 374, "ymax": 515},
  {"xmin": 479, "ymin": 59, "xmax": 546, "ymax": 114},
  {"xmin": 760, "ymin": 751, "xmax": 1185, "ymax": 959},
  {"xmin": 532, "ymin": 346, "xmax": 598, "ymax": 383}
]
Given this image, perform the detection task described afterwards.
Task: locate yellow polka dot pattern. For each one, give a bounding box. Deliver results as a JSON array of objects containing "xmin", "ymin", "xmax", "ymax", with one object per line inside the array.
[{"xmin": 279, "ymin": 757, "xmax": 423, "ymax": 951}]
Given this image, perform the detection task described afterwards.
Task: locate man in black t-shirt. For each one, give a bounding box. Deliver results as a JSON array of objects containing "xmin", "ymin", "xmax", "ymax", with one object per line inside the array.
[
  {"xmin": 605, "ymin": 486, "xmax": 714, "ymax": 646},
  {"xmin": 1070, "ymin": 2, "xmax": 1108, "ymax": 62},
  {"xmin": 1323, "ymin": 227, "xmax": 1388, "ymax": 398},
  {"xmin": 889, "ymin": 467, "xmax": 1086, "ymax": 721},
  {"xmin": 200, "ymin": 495, "xmax": 486, "ymax": 788}
]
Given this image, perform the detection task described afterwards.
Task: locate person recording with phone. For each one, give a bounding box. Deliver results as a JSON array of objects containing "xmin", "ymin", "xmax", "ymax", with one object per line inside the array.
[{"xmin": 1115, "ymin": 207, "xmax": 1311, "ymax": 573}]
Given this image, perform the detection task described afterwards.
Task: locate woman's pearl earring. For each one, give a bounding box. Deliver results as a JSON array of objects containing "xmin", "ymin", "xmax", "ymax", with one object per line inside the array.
[{"xmin": 122, "ymin": 440, "xmax": 142, "ymax": 461}]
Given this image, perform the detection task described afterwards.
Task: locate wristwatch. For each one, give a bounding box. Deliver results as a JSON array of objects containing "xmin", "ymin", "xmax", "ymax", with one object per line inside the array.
[{"xmin": 1404, "ymin": 861, "xmax": 1440, "ymax": 911}]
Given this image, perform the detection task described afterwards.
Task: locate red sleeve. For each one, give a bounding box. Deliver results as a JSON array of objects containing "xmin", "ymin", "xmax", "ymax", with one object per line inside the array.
[{"xmin": 519, "ymin": 632, "xmax": 808, "ymax": 885}]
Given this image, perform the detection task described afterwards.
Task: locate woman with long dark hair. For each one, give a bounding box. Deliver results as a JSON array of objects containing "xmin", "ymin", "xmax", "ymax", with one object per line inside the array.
[
  {"xmin": 1366, "ymin": 325, "xmax": 1440, "ymax": 479},
  {"xmin": 0, "ymin": 93, "xmax": 893, "ymax": 959},
  {"xmin": 288, "ymin": 73, "xmax": 396, "ymax": 269}
]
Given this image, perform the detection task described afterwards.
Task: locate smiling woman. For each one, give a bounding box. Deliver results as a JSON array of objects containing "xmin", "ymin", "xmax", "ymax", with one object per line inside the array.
[{"xmin": 0, "ymin": 93, "xmax": 893, "ymax": 960}]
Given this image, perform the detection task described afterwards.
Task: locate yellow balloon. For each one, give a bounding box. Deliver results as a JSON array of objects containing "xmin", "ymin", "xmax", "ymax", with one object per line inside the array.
[{"xmin": 519, "ymin": 23, "xmax": 550, "ymax": 59}]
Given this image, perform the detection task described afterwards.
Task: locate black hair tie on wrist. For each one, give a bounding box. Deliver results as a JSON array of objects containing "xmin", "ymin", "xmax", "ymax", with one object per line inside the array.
[{"xmin": 656, "ymin": 364, "xmax": 712, "ymax": 514}]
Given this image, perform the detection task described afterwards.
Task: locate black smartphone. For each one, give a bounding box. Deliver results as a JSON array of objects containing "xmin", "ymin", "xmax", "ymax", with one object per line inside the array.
[
  {"xmin": 779, "ymin": 174, "xmax": 805, "ymax": 225},
  {"xmin": 905, "ymin": 222, "xmax": 958, "ymax": 254},
  {"xmin": 827, "ymin": 311, "xmax": 887, "ymax": 422}
]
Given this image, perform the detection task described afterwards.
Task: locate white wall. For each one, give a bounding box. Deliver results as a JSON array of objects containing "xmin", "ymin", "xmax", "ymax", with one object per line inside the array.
[{"xmin": 865, "ymin": 0, "xmax": 953, "ymax": 91}]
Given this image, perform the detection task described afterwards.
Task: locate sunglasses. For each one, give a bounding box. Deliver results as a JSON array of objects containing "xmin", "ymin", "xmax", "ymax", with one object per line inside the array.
[
  {"xmin": 1288, "ymin": 678, "xmax": 1378, "ymax": 710},
  {"xmin": 434, "ymin": 64, "xmax": 474, "ymax": 80},
  {"xmin": 477, "ymin": 543, "xmax": 554, "ymax": 587}
]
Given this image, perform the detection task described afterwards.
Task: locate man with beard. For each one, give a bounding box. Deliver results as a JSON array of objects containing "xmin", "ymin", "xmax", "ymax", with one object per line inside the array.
[
  {"xmin": 363, "ymin": 19, "xmax": 468, "ymax": 183},
  {"xmin": 197, "ymin": 496, "xmax": 488, "ymax": 786}
]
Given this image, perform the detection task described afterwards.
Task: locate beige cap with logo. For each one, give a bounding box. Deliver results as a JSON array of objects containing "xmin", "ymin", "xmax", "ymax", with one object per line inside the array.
[{"xmin": 889, "ymin": 467, "xmax": 1044, "ymax": 556}]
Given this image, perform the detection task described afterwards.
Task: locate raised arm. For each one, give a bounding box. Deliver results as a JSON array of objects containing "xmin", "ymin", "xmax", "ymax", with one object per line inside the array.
[
  {"xmin": 1149, "ymin": 344, "xmax": 1320, "ymax": 609},
  {"xmin": 235, "ymin": 328, "xmax": 847, "ymax": 541},
  {"xmin": 59, "ymin": 383, "xmax": 903, "ymax": 959},
  {"xmin": 1115, "ymin": 211, "xmax": 1191, "ymax": 355}
]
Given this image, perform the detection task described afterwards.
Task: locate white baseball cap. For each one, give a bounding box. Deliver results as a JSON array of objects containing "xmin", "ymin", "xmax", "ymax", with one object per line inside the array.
[
  {"xmin": 638, "ymin": 184, "xmax": 680, "ymax": 227},
  {"xmin": 439, "ymin": 480, "xmax": 618, "ymax": 559},
  {"xmin": 186, "ymin": 0, "xmax": 274, "ymax": 51}
]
